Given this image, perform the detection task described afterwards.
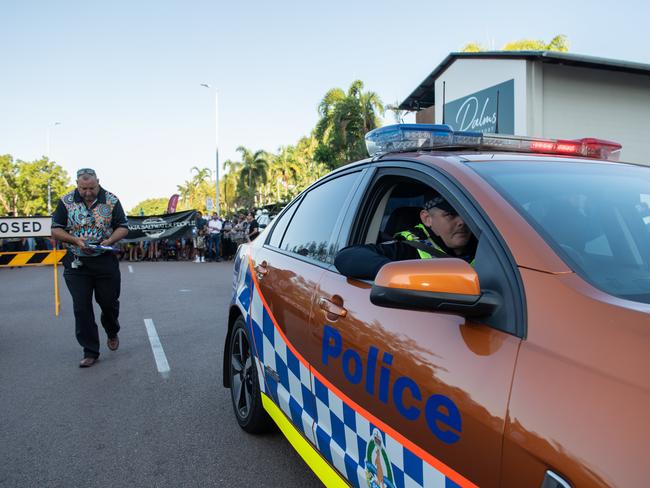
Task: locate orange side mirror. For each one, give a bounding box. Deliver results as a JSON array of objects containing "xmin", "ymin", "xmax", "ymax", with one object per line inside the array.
[
  {"xmin": 374, "ymin": 258, "xmax": 480, "ymax": 296},
  {"xmin": 370, "ymin": 259, "xmax": 497, "ymax": 317}
]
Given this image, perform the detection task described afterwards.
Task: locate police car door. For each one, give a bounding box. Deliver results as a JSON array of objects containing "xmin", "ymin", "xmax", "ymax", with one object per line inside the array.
[
  {"xmin": 249, "ymin": 169, "xmax": 367, "ymax": 450},
  {"xmin": 306, "ymin": 166, "xmax": 524, "ymax": 488}
]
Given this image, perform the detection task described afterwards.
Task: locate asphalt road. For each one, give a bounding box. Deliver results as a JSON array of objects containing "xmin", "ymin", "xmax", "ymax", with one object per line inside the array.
[{"xmin": 0, "ymin": 260, "xmax": 321, "ymax": 488}]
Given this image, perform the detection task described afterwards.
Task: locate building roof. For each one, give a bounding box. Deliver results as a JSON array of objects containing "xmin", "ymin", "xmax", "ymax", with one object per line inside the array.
[{"xmin": 399, "ymin": 51, "xmax": 650, "ymax": 110}]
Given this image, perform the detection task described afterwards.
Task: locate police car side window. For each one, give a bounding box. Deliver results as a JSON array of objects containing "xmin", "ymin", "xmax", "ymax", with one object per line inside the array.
[
  {"xmin": 279, "ymin": 172, "xmax": 359, "ymax": 264},
  {"xmin": 267, "ymin": 202, "xmax": 298, "ymax": 248}
]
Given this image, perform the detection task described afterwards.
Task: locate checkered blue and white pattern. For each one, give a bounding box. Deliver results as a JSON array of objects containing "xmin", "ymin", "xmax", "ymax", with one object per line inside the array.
[
  {"xmin": 313, "ymin": 376, "xmax": 460, "ymax": 488},
  {"xmin": 234, "ymin": 264, "xmax": 267, "ymax": 395},
  {"xmin": 234, "ymin": 258, "xmax": 463, "ymax": 488},
  {"xmin": 236, "ymin": 265, "xmax": 318, "ymax": 445}
]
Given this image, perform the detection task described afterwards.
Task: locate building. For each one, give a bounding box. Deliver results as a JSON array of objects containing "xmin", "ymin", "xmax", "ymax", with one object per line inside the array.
[{"xmin": 399, "ymin": 51, "xmax": 650, "ymax": 164}]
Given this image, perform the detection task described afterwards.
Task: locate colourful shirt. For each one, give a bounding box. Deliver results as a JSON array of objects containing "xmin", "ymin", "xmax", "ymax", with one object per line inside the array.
[{"xmin": 51, "ymin": 187, "xmax": 128, "ymax": 257}]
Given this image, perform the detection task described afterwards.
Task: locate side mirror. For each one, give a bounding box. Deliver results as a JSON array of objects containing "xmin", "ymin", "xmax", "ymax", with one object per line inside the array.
[{"xmin": 370, "ymin": 258, "xmax": 499, "ymax": 317}]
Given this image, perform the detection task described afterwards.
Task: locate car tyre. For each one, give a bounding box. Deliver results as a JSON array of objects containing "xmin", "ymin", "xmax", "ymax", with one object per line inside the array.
[{"xmin": 229, "ymin": 316, "xmax": 271, "ymax": 433}]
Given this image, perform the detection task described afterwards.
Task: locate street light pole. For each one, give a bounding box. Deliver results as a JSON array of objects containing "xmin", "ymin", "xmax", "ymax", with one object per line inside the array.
[
  {"xmin": 200, "ymin": 83, "xmax": 219, "ymax": 214},
  {"xmin": 46, "ymin": 121, "xmax": 61, "ymax": 213}
]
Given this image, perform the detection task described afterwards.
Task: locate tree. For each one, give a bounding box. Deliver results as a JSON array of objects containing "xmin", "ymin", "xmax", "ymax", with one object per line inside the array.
[
  {"xmin": 175, "ymin": 166, "xmax": 216, "ymax": 213},
  {"xmin": 176, "ymin": 180, "xmax": 193, "ymax": 208},
  {"xmin": 190, "ymin": 166, "xmax": 212, "ymax": 188},
  {"xmin": 462, "ymin": 34, "xmax": 569, "ymax": 53},
  {"xmin": 0, "ymin": 154, "xmax": 18, "ymax": 215},
  {"xmin": 461, "ymin": 42, "xmax": 483, "ymax": 53},
  {"xmin": 220, "ymin": 171, "xmax": 241, "ymax": 215},
  {"xmin": 129, "ymin": 197, "xmax": 169, "ymax": 216},
  {"xmin": 295, "ymin": 135, "xmax": 329, "ymax": 188},
  {"xmin": 267, "ymin": 146, "xmax": 303, "ymax": 202},
  {"xmin": 223, "ymin": 159, "xmax": 242, "ymax": 175},
  {"xmin": 314, "ymin": 80, "xmax": 384, "ymax": 169},
  {"xmin": 385, "ymin": 100, "xmax": 408, "ymax": 124},
  {"xmin": 0, "ymin": 155, "xmax": 71, "ymax": 216},
  {"xmin": 220, "ymin": 159, "xmax": 244, "ymax": 213},
  {"xmin": 545, "ymin": 35, "xmax": 569, "ymax": 52},
  {"xmin": 236, "ymin": 146, "xmax": 269, "ymax": 207},
  {"xmin": 360, "ymin": 89, "xmax": 385, "ymax": 134}
]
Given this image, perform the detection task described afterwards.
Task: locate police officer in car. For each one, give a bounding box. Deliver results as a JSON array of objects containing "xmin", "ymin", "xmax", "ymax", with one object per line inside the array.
[
  {"xmin": 334, "ymin": 194, "xmax": 477, "ymax": 280},
  {"xmin": 51, "ymin": 168, "xmax": 129, "ymax": 368}
]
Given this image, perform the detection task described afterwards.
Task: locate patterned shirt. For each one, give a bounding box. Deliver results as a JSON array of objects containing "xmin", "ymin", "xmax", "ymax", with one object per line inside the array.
[{"xmin": 51, "ymin": 187, "xmax": 128, "ymax": 257}]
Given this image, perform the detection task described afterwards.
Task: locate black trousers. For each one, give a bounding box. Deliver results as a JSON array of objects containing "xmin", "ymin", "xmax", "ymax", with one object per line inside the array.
[{"xmin": 63, "ymin": 253, "xmax": 121, "ymax": 358}]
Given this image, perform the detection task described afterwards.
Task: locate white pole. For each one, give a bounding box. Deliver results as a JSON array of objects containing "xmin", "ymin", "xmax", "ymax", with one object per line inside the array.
[
  {"xmin": 45, "ymin": 122, "xmax": 60, "ymax": 213},
  {"xmin": 214, "ymin": 89, "xmax": 220, "ymax": 214},
  {"xmin": 46, "ymin": 126, "xmax": 51, "ymax": 212},
  {"xmin": 201, "ymin": 84, "xmax": 219, "ymax": 214}
]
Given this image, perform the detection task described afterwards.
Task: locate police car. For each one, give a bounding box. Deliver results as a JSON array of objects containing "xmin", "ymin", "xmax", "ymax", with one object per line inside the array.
[{"xmin": 223, "ymin": 124, "xmax": 650, "ymax": 487}]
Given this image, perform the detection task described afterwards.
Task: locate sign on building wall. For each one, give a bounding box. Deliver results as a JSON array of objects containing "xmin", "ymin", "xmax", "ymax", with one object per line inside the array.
[{"xmin": 444, "ymin": 79, "xmax": 514, "ymax": 134}]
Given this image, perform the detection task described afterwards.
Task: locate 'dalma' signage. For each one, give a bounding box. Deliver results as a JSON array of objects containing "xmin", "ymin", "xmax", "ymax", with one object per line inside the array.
[{"xmin": 444, "ymin": 79, "xmax": 514, "ymax": 134}]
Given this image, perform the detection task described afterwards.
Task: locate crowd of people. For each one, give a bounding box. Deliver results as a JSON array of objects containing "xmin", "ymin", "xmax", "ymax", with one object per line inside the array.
[
  {"xmin": 1, "ymin": 210, "xmax": 266, "ymax": 262},
  {"xmin": 116, "ymin": 210, "xmax": 262, "ymax": 262},
  {"xmin": 0, "ymin": 236, "xmax": 55, "ymax": 252}
]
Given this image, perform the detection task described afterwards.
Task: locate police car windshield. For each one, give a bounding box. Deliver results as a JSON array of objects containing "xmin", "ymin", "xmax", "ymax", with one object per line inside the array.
[{"xmin": 469, "ymin": 161, "xmax": 650, "ymax": 304}]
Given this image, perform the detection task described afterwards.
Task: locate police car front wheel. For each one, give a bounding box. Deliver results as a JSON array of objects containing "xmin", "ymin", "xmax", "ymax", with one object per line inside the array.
[{"xmin": 229, "ymin": 317, "xmax": 271, "ymax": 433}]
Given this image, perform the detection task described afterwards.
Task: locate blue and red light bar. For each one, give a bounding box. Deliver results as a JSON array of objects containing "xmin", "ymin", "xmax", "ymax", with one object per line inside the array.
[{"xmin": 365, "ymin": 124, "xmax": 622, "ymax": 161}]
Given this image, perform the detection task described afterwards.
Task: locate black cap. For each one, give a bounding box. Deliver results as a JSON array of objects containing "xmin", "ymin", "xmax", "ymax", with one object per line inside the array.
[{"xmin": 423, "ymin": 195, "xmax": 457, "ymax": 214}]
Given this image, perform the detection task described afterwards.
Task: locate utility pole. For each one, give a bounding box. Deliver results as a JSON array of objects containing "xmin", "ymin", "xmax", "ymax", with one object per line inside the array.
[
  {"xmin": 200, "ymin": 84, "xmax": 219, "ymax": 213},
  {"xmin": 45, "ymin": 122, "xmax": 61, "ymax": 213}
]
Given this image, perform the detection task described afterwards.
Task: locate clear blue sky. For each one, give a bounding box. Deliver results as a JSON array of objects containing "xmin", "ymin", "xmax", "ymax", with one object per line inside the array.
[{"xmin": 2, "ymin": 0, "xmax": 648, "ymax": 212}]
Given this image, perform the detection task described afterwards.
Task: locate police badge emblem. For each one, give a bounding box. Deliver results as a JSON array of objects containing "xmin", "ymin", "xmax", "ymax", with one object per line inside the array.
[{"xmin": 365, "ymin": 428, "xmax": 395, "ymax": 488}]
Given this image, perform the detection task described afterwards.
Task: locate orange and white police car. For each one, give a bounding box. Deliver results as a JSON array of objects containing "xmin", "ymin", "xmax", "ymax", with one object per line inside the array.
[{"xmin": 223, "ymin": 124, "xmax": 650, "ymax": 487}]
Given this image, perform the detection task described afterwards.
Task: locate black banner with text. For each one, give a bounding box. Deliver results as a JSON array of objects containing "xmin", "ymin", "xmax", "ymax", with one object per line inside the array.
[{"xmin": 124, "ymin": 210, "xmax": 196, "ymax": 242}]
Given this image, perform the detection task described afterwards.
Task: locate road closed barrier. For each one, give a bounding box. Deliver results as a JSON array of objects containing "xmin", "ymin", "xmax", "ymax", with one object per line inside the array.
[
  {"xmin": 0, "ymin": 250, "xmax": 66, "ymax": 267},
  {"xmin": 0, "ymin": 249, "xmax": 67, "ymax": 316}
]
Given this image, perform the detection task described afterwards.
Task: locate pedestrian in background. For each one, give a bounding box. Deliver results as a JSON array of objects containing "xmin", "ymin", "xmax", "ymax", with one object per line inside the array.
[
  {"xmin": 207, "ymin": 212, "xmax": 223, "ymax": 262},
  {"xmin": 51, "ymin": 168, "xmax": 128, "ymax": 368},
  {"xmin": 246, "ymin": 211, "xmax": 260, "ymax": 242},
  {"xmin": 221, "ymin": 217, "xmax": 236, "ymax": 260},
  {"xmin": 193, "ymin": 211, "xmax": 207, "ymax": 262}
]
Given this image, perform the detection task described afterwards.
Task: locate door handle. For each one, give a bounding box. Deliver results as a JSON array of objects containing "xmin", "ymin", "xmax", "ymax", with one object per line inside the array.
[
  {"xmin": 254, "ymin": 261, "xmax": 268, "ymax": 279},
  {"xmin": 319, "ymin": 297, "xmax": 347, "ymax": 318}
]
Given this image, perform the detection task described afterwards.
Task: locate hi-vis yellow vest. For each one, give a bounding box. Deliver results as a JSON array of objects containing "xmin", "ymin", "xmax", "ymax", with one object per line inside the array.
[
  {"xmin": 395, "ymin": 223, "xmax": 475, "ymax": 265},
  {"xmin": 394, "ymin": 224, "xmax": 444, "ymax": 259}
]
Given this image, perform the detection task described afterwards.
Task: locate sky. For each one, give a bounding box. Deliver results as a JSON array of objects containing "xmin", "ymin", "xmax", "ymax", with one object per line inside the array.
[{"xmin": 1, "ymin": 0, "xmax": 649, "ymax": 212}]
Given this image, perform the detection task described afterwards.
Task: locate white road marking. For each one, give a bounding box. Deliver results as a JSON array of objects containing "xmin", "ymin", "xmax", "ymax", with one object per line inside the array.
[
  {"xmin": 144, "ymin": 318, "xmax": 170, "ymax": 378},
  {"xmin": 128, "ymin": 265, "xmax": 134, "ymax": 273},
  {"xmin": 179, "ymin": 289, "xmax": 191, "ymax": 292}
]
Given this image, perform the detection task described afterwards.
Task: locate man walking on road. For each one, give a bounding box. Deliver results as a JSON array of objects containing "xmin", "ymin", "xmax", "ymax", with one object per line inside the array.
[{"xmin": 51, "ymin": 168, "xmax": 129, "ymax": 368}]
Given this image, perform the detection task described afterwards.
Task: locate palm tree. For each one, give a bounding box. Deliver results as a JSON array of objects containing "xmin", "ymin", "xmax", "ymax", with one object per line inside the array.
[
  {"xmin": 237, "ymin": 146, "xmax": 269, "ymax": 205},
  {"xmin": 269, "ymin": 147, "xmax": 303, "ymax": 201},
  {"xmin": 221, "ymin": 159, "xmax": 243, "ymax": 213},
  {"xmin": 315, "ymin": 87, "xmax": 346, "ymax": 143},
  {"xmin": 176, "ymin": 180, "xmax": 192, "ymax": 208},
  {"xmin": 360, "ymin": 90, "xmax": 384, "ymax": 133},
  {"xmin": 385, "ymin": 100, "xmax": 407, "ymax": 124},
  {"xmin": 314, "ymin": 80, "xmax": 384, "ymax": 168},
  {"xmin": 223, "ymin": 159, "xmax": 242, "ymax": 174},
  {"xmin": 220, "ymin": 171, "xmax": 240, "ymax": 214},
  {"xmin": 190, "ymin": 166, "xmax": 212, "ymax": 187}
]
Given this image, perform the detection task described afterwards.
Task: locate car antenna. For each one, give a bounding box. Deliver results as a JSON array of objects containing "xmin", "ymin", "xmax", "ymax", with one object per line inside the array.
[
  {"xmin": 495, "ymin": 89, "xmax": 500, "ymax": 134},
  {"xmin": 442, "ymin": 81, "xmax": 446, "ymax": 124}
]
